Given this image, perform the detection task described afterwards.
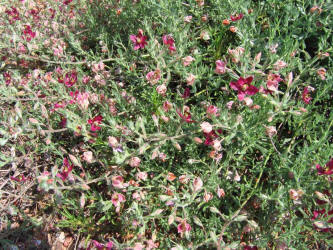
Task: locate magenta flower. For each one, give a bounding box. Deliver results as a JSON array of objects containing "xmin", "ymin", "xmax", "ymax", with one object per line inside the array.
[
  {"xmin": 230, "ymin": 76, "xmax": 258, "ymax": 101},
  {"xmin": 64, "ymin": 71, "xmax": 77, "ymax": 87},
  {"xmin": 181, "ymin": 87, "xmax": 190, "ymax": 99},
  {"xmin": 88, "ymin": 115, "xmax": 103, "ymax": 132},
  {"xmin": 162, "ymin": 34, "xmax": 176, "ymax": 53},
  {"xmin": 204, "ymin": 129, "xmax": 222, "ymax": 146},
  {"xmin": 302, "ymin": 86, "xmax": 312, "ymax": 104},
  {"xmin": 312, "ymin": 208, "xmax": 333, "ymax": 232},
  {"xmin": 57, "ymin": 158, "xmax": 73, "ymax": 181},
  {"xmin": 23, "ymin": 25, "xmax": 36, "ymax": 42},
  {"xmin": 316, "ymin": 158, "xmax": 333, "ymax": 175},
  {"xmin": 177, "ymin": 220, "xmax": 191, "ymax": 236},
  {"xmin": 3, "ymin": 72, "xmax": 11, "ymax": 85},
  {"xmin": 90, "ymin": 240, "xmax": 113, "ymax": 250},
  {"xmin": 5, "ymin": 7, "xmax": 20, "ymax": 24},
  {"xmin": 176, "ymin": 109, "xmax": 196, "ymax": 123},
  {"xmin": 130, "ymin": 29, "xmax": 147, "ymax": 50},
  {"xmin": 230, "ymin": 13, "xmax": 244, "ymax": 21},
  {"xmin": 10, "ymin": 174, "xmax": 27, "ymax": 182}
]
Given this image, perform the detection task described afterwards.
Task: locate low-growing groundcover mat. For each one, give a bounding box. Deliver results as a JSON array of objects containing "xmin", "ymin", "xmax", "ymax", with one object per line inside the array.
[{"xmin": 0, "ymin": 0, "xmax": 333, "ymax": 249}]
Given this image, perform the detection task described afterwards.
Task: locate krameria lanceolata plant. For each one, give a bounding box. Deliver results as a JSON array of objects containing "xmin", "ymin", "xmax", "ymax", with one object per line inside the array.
[{"xmin": 0, "ymin": 0, "xmax": 332, "ymax": 249}]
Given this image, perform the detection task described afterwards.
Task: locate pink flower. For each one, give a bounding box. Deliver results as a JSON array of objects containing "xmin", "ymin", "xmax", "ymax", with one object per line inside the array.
[
  {"xmin": 64, "ymin": 71, "xmax": 77, "ymax": 87},
  {"xmin": 204, "ymin": 191, "xmax": 213, "ymax": 202},
  {"xmin": 230, "ymin": 76, "xmax": 258, "ymax": 101},
  {"xmin": 230, "ymin": 13, "xmax": 244, "ymax": 21},
  {"xmin": 146, "ymin": 69, "xmax": 161, "ymax": 85},
  {"xmin": 112, "ymin": 175, "xmax": 126, "ymax": 189},
  {"xmin": 200, "ymin": 122, "xmax": 213, "ymax": 133},
  {"xmin": 136, "ymin": 171, "xmax": 148, "ymax": 181},
  {"xmin": 206, "ymin": 105, "xmax": 218, "ymax": 117},
  {"xmin": 130, "ymin": 29, "xmax": 148, "ymax": 50},
  {"xmin": 156, "ymin": 84, "xmax": 167, "ymax": 96},
  {"xmin": 88, "ymin": 115, "xmax": 103, "ymax": 131},
  {"xmin": 83, "ymin": 151, "xmax": 94, "ymax": 163},
  {"xmin": 129, "ymin": 157, "xmax": 141, "ymax": 167},
  {"xmin": 177, "ymin": 220, "xmax": 191, "ymax": 236},
  {"xmin": 163, "ymin": 101, "xmax": 172, "ymax": 112},
  {"xmin": 215, "ymin": 60, "xmax": 227, "ymax": 74},
  {"xmin": 186, "ymin": 74, "xmax": 196, "ymax": 86},
  {"xmin": 316, "ymin": 159, "xmax": 333, "ymax": 175},
  {"xmin": 266, "ymin": 73, "xmax": 282, "ymax": 93},
  {"xmin": 273, "ymin": 60, "xmax": 287, "ymax": 71},
  {"xmin": 57, "ymin": 158, "xmax": 73, "ymax": 181},
  {"xmin": 226, "ymin": 101, "xmax": 234, "ymax": 110},
  {"xmin": 111, "ymin": 192, "xmax": 126, "ymax": 207},
  {"xmin": 184, "ymin": 16, "xmax": 192, "ymax": 23},
  {"xmin": 162, "ymin": 35, "xmax": 176, "ymax": 53},
  {"xmin": 302, "ymin": 86, "xmax": 312, "ymax": 104},
  {"xmin": 76, "ymin": 92, "xmax": 90, "ymax": 110},
  {"xmin": 183, "ymin": 56, "xmax": 194, "ymax": 66}
]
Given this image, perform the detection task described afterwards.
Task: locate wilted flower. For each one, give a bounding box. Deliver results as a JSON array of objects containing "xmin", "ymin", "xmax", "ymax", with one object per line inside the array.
[
  {"xmin": 179, "ymin": 175, "xmax": 189, "ymax": 184},
  {"xmin": 193, "ymin": 177, "xmax": 203, "ymax": 192},
  {"xmin": 163, "ymin": 101, "xmax": 172, "ymax": 112},
  {"xmin": 229, "ymin": 26, "xmax": 237, "ymax": 33},
  {"xmin": 92, "ymin": 61, "xmax": 105, "ymax": 73},
  {"xmin": 230, "ymin": 76, "xmax": 259, "ymax": 101},
  {"xmin": 184, "ymin": 15, "xmax": 192, "ymax": 23},
  {"xmin": 228, "ymin": 47, "xmax": 245, "ymax": 63},
  {"xmin": 181, "ymin": 87, "xmax": 191, "ymax": 99},
  {"xmin": 183, "ymin": 56, "xmax": 195, "ymax": 66},
  {"xmin": 156, "ymin": 84, "xmax": 167, "ymax": 96},
  {"xmin": 200, "ymin": 30, "xmax": 210, "ymax": 40},
  {"xmin": 273, "ymin": 60, "xmax": 287, "ymax": 71},
  {"xmin": 204, "ymin": 191, "xmax": 213, "ymax": 202},
  {"xmin": 317, "ymin": 68, "xmax": 326, "ymax": 80},
  {"xmin": 265, "ymin": 125, "xmax": 277, "ymax": 138},
  {"xmin": 243, "ymin": 97, "xmax": 253, "ymax": 107},
  {"xmin": 83, "ymin": 151, "xmax": 94, "ymax": 163},
  {"xmin": 289, "ymin": 189, "xmax": 304, "ymax": 200},
  {"xmin": 167, "ymin": 172, "xmax": 177, "ymax": 182},
  {"xmin": 215, "ymin": 60, "xmax": 227, "ymax": 74},
  {"xmin": 266, "ymin": 73, "xmax": 282, "ymax": 93},
  {"xmin": 201, "ymin": 122, "xmax": 213, "ymax": 133},
  {"xmin": 76, "ymin": 92, "xmax": 90, "ymax": 110},
  {"xmin": 222, "ymin": 19, "xmax": 230, "ymax": 25},
  {"xmin": 195, "ymin": 0, "xmax": 204, "ymax": 6},
  {"xmin": 136, "ymin": 171, "xmax": 148, "ymax": 181},
  {"xmin": 226, "ymin": 101, "xmax": 234, "ymax": 110},
  {"xmin": 146, "ymin": 69, "xmax": 161, "ymax": 85},
  {"xmin": 130, "ymin": 29, "xmax": 148, "ymax": 50},
  {"xmin": 129, "ymin": 157, "xmax": 141, "ymax": 167},
  {"xmin": 217, "ymin": 186, "xmax": 225, "ymax": 198},
  {"xmin": 186, "ymin": 73, "xmax": 196, "ymax": 86}
]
